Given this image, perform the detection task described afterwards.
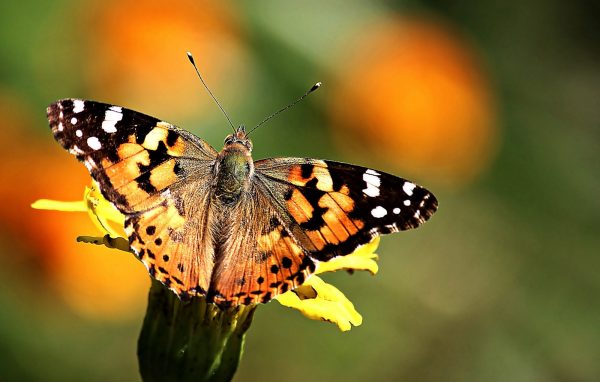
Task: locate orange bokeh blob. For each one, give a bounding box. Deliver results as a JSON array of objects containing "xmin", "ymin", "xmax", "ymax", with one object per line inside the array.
[
  {"xmin": 0, "ymin": 92, "xmax": 148, "ymax": 320},
  {"xmin": 329, "ymin": 17, "xmax": 498, "ymax": 186},
  {"xmin": 84, "ymin": 0, "xmax": 248, "ymax": 120}
]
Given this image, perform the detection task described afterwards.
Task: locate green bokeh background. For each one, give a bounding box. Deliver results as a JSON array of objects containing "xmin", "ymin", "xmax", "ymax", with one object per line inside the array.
[{"xmin": 1, "ymin": 1, "xmax": 598, "ymax": 381}]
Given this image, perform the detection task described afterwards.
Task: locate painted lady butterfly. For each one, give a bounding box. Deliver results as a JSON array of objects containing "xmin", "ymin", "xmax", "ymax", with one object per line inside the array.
[{"xmin": 47, "ymin": 98, "xmax": 437, "ymax": 307}]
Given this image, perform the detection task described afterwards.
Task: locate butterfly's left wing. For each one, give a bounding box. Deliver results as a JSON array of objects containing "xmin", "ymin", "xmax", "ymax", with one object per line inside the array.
[
  {"xmin": 207, "ymin": 157, "xmax": 437, "ymax": 306},
  {"xmin": 48, "ymin": 99, "xmax": 220, "ymax": 298}
]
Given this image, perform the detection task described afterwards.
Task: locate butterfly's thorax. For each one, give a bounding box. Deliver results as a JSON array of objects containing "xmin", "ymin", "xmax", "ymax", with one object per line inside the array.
[{"xmin": 214, "ymin": 141, "xmax": 254, "ymax": 205}]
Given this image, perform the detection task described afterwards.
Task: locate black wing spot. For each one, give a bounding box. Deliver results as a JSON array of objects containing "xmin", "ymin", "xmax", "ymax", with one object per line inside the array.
[
  {"xmin": 284, "ymin": 188, "xmax": 293, "ymax": 201},
  {"xmin": 281, "ymin": 257, "xmax": 292, "ymax": 269},
  {"xmin": 172, "ymin": 276, "xmax": 184, "ymax": 286},
  {"xmin": 328, "ymin": 166, "xmax": 345, "ymax": 192},
  {"xmin": 166, "ymin": 129, "xmax": 179, "ymax": 147},
  {"xmin": 261, "ymin": 291, "xmax": 272, "ymax": 303},
  {"xmin": 136, "ymin": 171, "xmax": 157, "ymax": 193},
  {"xmin": 300, "ymin": 163, "xmax": 314, "ymax": 179}
]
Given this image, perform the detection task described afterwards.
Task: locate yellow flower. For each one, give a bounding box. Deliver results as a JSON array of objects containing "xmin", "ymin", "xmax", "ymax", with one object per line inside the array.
[
  {"xmin": 274, "ymin": 237, "xmax": 379, "ymax": 331},
  {"xmin": 32, "ymin": 183, "xmax": 380, "ymax": 331},
  {"xmin": 32, "ymin": 182, "xmax": 125, "ymax": 239}
]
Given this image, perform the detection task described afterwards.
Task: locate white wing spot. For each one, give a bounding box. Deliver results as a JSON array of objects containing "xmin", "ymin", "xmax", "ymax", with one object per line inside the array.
[
  {"xmin": 393, "ymin": 207, "xmax": 401, "ymax": 214},
  {"xmin": 102, "ymin": 120, "xmax": 118, "ymax": 133},
  {"xmin": 73, "ymin": 100, "xmax": 85, "ymax": 113},
  {"xmin": 363, "ymin": 171, "xmax": 381, "ymax": 187},
  {"xmin": 70, "ymin": 117, "xmax": 77, "ymax": 125},
  {"xmin": 75, "ymin": 129, "xmax": 83, "ymax": 137},
  {"xmin": 363, "ymin": 183, "xmax": 379, "ymax": 197},
  {"xmin": 403, "ymin": 182, "xmax": 416, "ymax": 196},
  {"xmin": 102, "ymin": 107, "xmax": 122, "ymax": 133},
  {"xmin": 414, "ymin": 210, "xmax": 421, "ymax": 219},
  {"xmin": 363, "ymin": 170, "xmax": 381, "ymax": 197},
  {"xmin": 87, "ymin": 136, "xmax": 102, "ymax": 150},
  {"xmin": 403, "ymin": 199, "xmax": 411, "ymax": 206},
  {"xmin": 57, "ymin": 122, "xmax": 64, "ymax": 131},
  {"xmin": 371, "ymin": 206, "xmax": 387, "ymax": 218}
]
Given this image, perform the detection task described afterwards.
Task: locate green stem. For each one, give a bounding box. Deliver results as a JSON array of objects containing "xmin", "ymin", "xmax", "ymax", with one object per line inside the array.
[{"xmin": 138, "ymin": 279, "xmax": 256, "ymax": 382}]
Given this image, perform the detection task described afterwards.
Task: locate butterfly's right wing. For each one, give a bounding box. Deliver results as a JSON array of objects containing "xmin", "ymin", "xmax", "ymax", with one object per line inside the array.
[
  {"xmin": 48, "ymin": 99, "xmax": 218, "ymax": 297},
  {"xmin": 254, "ymin": 158, "xmax": 437, "ymax": 261}
]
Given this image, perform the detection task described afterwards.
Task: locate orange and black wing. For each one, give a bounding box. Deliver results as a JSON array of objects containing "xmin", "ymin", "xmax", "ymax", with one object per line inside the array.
[
  {"xmin": 205, "ymin": 186, "xmax": 316, "ymax": 307},
  {"xmin": 254, "ymin": 158, "xmax": 437, "ymax": 262},
  {"xmin": 48, "ymin": 99, "xmax": 218, "ymax": 298}
]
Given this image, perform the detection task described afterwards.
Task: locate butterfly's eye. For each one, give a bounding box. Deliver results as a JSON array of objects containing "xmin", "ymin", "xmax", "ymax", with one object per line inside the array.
[
  {"xmin": 224, "ymin": 135, "xmax": 234, "ymax": 145},
  {"xmin": 243, "ymin": 140, "xmax": 253, "ymax": 152}
]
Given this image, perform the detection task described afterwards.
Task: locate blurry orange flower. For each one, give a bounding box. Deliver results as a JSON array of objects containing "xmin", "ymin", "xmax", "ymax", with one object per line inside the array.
[
  {"xmin": 329, "ymin": 17, "xmax": 498, "ymax": 186},
  {"xmin": 84, "ymin": 0, "xmax": 248, "ymax": 120}
]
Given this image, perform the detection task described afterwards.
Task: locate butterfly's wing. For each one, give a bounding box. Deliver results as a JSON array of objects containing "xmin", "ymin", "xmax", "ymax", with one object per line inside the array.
[
  {"xmin": 48, "ymin": 99, "xmax": 219, "ymax": 297},
  {"xmin": 208, "ymin": 157, "xmax": 437, "ymax": 306},
  {"xmin": 206, "ymin": 186, "xmax": 316, "ymax": 306},
  {"xmin": 254, "ymin": 158, "xmax": 438, "ymax": 260}
]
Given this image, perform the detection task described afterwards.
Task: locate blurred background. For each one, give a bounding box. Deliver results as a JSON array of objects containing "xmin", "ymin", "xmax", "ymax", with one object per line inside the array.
[{"xmin": 1, "ymin": 0, "xmax": 598, "ymax": 380}]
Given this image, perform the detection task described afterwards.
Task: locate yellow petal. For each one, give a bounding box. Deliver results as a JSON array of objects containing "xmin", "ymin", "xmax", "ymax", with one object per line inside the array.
[
  {"xmin": 275, "ymin": 276, "xmax": 362, "ymax": 331},
  {"xmin": 31, "ymin": 199, "xmax": 87, "ymax": 212},
  {"xmin": 31, "ymin": 182, "xmax": 126, "ymax": 239},
  {"xmin": 84, "ymin": 183, "xmax": 126, "ymax": 238},
  {"xmin": 315, "ymin": 237, "xmax": 380, "ymax": 275}
]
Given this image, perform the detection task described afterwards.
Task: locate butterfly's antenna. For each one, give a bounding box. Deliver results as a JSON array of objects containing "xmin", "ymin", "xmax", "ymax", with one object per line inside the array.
[
  {"xmin": 247, "ymin": 82, "xmax": 321, "ymax": 136},
  {"xmin": 186, "ymin": 52, "xmax": 236, "ymax": 133}
]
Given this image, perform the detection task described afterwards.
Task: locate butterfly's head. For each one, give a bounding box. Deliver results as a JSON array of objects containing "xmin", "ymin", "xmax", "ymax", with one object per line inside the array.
[{"xmin": 223, "ymin": 125, "xmax": 253, "ymax": 152}]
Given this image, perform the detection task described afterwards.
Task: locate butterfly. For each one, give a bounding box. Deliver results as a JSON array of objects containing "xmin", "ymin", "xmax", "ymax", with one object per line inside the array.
[{"xmin": 47, "ymin": 98, "xmax": 438, "ymax": 308}]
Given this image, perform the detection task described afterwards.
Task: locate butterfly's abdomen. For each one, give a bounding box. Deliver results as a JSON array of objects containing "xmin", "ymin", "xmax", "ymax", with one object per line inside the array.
[{"xmin": 214, "ymin": 144, "xmax": 254, "ymax": 205}]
